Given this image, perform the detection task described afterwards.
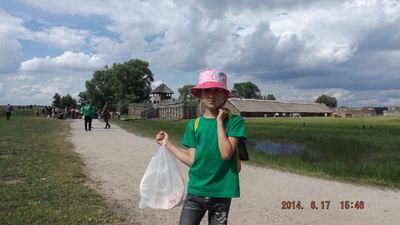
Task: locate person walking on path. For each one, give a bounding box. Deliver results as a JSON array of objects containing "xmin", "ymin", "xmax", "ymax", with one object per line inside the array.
[
  {"xmin": 82, "ymin": 101, "xmax": 93, "ymax": 131},
  {"xmin": 34, "ymin": 109, "xmax": 40, "ymax": 118},
  {"xmin": 102, "ymin": 110, "xmax": 111, "ymax": 129},
  {"xmin": 156, "ymin": 69, "xmax": 246, "ymax": 225},
  {"xmin": 5, "ymin": 104, "xmax": 13, "ymax": 120}
]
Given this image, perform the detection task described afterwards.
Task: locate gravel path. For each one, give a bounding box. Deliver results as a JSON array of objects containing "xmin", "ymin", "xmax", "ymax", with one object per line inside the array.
[{"xmin": 69, "ymin": 119, "xmax": 400, "ymax": 225}]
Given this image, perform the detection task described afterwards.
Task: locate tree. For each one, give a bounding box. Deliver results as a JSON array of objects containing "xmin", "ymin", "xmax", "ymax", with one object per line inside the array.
[
  {"xmin": 112, "ymin": 59, "xmax": 154, "ymax": 113},
  {"xmin": 79, "ymin": 59, "xmax": 154, "ymax": 114},
  {"xmin": 52, "ymin": 93, "xmax": 62, "ymax": 108},
  {"xmin": 60, "ymin": 94, "xmax": 78, "ymax": 109},
  {"xmin": 112, "ymin": 59, "xmax": 154, "ymax": 104},
  {"xmin": 79, "ymin": 69, "xmax": 114, "ymax": 108},
  {"xmin": 178, "ymin": 85, "xmax": 195, "ymax": 105},
  {"xmin": 232, "ymin": 82, "xmax": 262, "ymax": 99},
  {"xmin": 315, "ymin": 94, "xmax": 337, "ymax": 108},
  {"xmin": 266, "ymin": 94, "xmax": 276, "ymax": 100}
]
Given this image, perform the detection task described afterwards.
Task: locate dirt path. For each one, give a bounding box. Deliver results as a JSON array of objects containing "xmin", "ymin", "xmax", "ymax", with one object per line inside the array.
[{"xmin": 69, "ymin": 119, "xmax": 400, "ymax": 225}]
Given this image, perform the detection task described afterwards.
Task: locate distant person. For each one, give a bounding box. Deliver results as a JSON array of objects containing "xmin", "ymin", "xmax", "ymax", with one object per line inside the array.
[
  {"xmin": 82, "ymin": 101, "xmax": 93, "ymax": 131},
  {"xmin": 42, "ymin": 107, "xmax": 46, "ymax": 118},
  {"xmin": 102, "ymin": 110, "xmax": 111, "ymax": 129},
  {"xmin": 5, "ymin": 104, "xmax": 13, "ymax": 120},
  {"xmin": 35, "ymin": 109, "xmax": 40, "ymax": 118}
]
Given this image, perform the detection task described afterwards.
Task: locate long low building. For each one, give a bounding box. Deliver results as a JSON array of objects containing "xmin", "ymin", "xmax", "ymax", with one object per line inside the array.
[{"xmin": 224, "ymin": 98, "xmax": 333, "ymax": 117}]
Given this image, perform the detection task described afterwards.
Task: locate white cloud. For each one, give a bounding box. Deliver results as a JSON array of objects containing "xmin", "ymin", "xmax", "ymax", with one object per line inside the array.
[
  {"xmin": 151, "ymin": 80, "xmax": 163, "ymax": 90},
  {"xmin": 32, "ymin": 26, "xmax": 89, "ymax": 49},
  {"xmin": 0, "ymin": 39, "xmax": 22, "ymax": 74},
  {"xmin": 20, "ymin": 0, "xmax": 108, "ymax": 15},
  {"xmin": 0, "ymin": 10, "xmax": 29, "ymax": 38},
  {"xmin": 7, "ymin": 74, "xmax": 37, "ymax": 81},
  {"xmin": 0, "ymin": 10, "xmax": 27, "ymax": 73},
  {"xmin": 20, "ymin": 51, "xmax": 105, "ymax": 72},
  {"xmin": 0, "ymin": 82, "xmax": 4, "ymax": 97},
  {"xmin": 1, "ymin": 71, "xmax": 88, "ymax": 105},
  {"xmin": 89, "ymin": 36, "xmax": 125, "ymax": 63}
]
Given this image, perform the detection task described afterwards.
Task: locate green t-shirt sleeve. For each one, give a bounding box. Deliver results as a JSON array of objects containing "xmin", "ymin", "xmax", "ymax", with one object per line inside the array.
[
  {"xmin": 227, "ymin": 115, "xmax": 247, "ymax": 139},
  {"xmin": 181, "ymin": 119, "xmax": 197, "ymax": 148}
]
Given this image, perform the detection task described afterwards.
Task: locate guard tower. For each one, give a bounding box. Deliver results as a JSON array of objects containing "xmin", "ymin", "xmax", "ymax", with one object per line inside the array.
[{"xmin": 150, "ymin": 82, "xmax": 174, "ymax": 104}]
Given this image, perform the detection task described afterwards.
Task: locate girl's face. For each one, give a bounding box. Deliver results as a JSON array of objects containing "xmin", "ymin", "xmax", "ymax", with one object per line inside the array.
[{"xmin": 200, "ymin": 88, "xmax": 228, "ymax": 110}]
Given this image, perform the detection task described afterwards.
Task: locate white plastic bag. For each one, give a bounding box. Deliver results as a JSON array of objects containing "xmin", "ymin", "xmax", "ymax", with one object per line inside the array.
[{"xmin": 139, "ymin": 144, "xmax": 185, "ymax": 209}]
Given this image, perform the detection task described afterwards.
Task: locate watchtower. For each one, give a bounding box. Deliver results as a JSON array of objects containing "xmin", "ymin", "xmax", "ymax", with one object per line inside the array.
[{"xmin": 150, "ymin": 82, "xmax": 174, "ymax": 104}]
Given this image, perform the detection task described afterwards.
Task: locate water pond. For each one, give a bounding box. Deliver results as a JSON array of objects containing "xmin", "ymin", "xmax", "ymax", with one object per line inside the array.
[{"xmin": 252, "ymin": 140, "xmax": 306, "ymax": 154}]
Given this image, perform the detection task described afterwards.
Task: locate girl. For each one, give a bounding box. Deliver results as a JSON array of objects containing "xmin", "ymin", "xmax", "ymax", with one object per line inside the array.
[{"xmin": 156, "ymin": 69, "xmax": 246, "ymax": 225}]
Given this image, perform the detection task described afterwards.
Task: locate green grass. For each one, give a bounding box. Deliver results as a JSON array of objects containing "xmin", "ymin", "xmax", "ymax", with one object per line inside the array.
[
  {"xmin": 0, "ymin": 111, "xmax": 122, "ymax": 225},
  {"xmin": 245, "ymin": 117, "xmax": 400, "ymax": 188},
  {"xmin": 113, "ymin": 116, "xmax": 400, "ymax": 189}
]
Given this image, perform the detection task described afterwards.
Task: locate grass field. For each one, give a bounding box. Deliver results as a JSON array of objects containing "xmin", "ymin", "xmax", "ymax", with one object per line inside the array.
[
  {"xmin": 0, "ymin": 111, "xmax": 122, "ymax": 225},
  {"xmin": 113, "ymin": 116, "xmax": 400, "ymax": 189}
]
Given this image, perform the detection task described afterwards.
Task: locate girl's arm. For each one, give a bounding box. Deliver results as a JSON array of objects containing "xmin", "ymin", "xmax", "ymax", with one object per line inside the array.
[
  {"xmin": 216, "ymin": 108, "xmax": 239, "ymax": 160},
  {"xmin": 156, "ymin": 130, "xmax": 195, "ymax": 167}
]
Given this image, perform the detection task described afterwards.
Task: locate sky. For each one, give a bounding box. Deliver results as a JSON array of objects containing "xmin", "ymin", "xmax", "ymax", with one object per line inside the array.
[{"xmin": 0, "ymin": 0, "xmax": 399, "ymax": 107}]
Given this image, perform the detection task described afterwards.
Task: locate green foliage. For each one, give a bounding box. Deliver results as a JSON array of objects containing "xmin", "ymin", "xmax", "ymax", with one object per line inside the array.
[
  {"xmin": 80, "ymin": 69, "xmax": 114, "ymax": 108},
  {"xmin": 315, "ymin": 94, "xmax": 337, "ymax": 108},
  {"xmin": 52, "ymin": 93, "xmax": 62, "ymax": 108},
  {"xmin": 266, "ymin": 94, "xmax": 276, "ymax": 100},
  {"xmin": 116, "ymin": 99, "xmax": 130, "ymax": 115},
  {"xmin": 79, "ymin": 59, "xmax": 154, "ymax": 113},
  {"xmin": 61, "ymin": 94, "xmax": 78, "ymax": 109},
  {"xmin": 178, "ymin": 85, "xmax": 196, "ymax": 105},
  {"xmin": 52, "ymin": 93, "xmax": 78, "ymax": 109},
  {"xmin": 232, "ymin": 82, "xmax": 262, "ymax": 99}
]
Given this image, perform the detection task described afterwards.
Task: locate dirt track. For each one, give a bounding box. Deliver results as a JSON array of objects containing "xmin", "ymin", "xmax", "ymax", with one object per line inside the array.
[{"xmin": 69, "ymin": 119, "xmax": 400, "ymax": 225}]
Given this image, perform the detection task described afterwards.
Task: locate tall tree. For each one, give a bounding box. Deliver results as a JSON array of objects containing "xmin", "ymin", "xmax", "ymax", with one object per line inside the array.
[
  {"xmin": 112, "ymin": 59, "xmax": 154, "ymax": 113},
  {"xmin": 266, "ymin": 94, "xmax": 276, "ymax": 100},
  {"xmin": 60, "ymin": 94, "xmax": 78, "ymax": 109},
  {"xmin": 315, "ymin": 94, "xmax": 337, "ymax": 108},
  {"xmin": 178, "ymin": 85, "xmax": 195, "ymax": 104},
  {"xmin": 52, "ymin": 93, "xmax": 62, "ymax": 108},
  {"xmin": 79, "ymin": 69, "xmax": 114, "ymax": 108},
  {"xmin": 79, "ymin": 59, "xmax": 154, "ymax": 114},
  {"xmin": 232, "ymin": 82, "xmax": 262, "ymax": 99}
]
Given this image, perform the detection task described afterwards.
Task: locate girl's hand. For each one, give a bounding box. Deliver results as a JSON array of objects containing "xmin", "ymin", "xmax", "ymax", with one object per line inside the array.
[
  {"xmin": 217, "ymin": 107, "xmax": 230, "ymax": 122},
  {"xmin": 156, "ymin": 130, "xmax": 169, "ymax": 145}
]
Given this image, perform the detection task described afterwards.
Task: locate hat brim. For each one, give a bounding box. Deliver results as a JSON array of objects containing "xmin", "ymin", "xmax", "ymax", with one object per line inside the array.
[{"xmin": 191, "ymin": 81, "xmax": 232, "ymax": 97}]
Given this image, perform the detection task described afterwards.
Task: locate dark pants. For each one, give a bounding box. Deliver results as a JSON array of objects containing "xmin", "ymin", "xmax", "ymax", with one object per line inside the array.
[
  {"xmin": 104, "ymin": 118, "xmax": 110, "ymax": 129},
  {"xmin": 6, "ymin": 112, "xmax": 11, "ymax": 120},
  {"xmin": 179, "ymin": 193, "xmax": 232, "ymax": 225},
  {"xmin": 84, "ymin": 116, "xmax": 92, "ymax": 131}
]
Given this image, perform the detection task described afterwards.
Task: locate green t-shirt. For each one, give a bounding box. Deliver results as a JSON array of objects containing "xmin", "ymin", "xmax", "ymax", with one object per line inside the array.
[
  {"xmin": 82, "ymin": 104, "xmax": 93, "ymax": 117},
  {"xmin": 181, "ymin": 114, "xmax": 247, "ymax": 198}
]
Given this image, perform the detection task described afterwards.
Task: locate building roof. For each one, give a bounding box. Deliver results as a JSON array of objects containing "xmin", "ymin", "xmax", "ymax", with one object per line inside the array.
[
  {"xmin": 228, "ymin": 98, "xmax": 333, "ymax": 113},
  {"xmin": 150, "ymin": 83, "xmax": 174, "ymax": 94}
]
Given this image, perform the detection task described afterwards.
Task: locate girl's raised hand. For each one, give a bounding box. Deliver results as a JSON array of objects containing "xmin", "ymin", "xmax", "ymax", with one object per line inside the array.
[
  {"xmin": 217, "ymin": 107, "xmax": 230, "ymax": 122},
  {"xmin": 156, "ymin": 130, "xmax": 169, "ymax": 145}
]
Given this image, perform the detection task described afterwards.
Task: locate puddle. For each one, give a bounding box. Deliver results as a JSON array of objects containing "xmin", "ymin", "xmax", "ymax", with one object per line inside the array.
[
  {"xmin": 252, "ymin": 140, "xmax": 322, "ymax": 162},
  {"xmin": 252, "ymin": 139, "xmax": 374, "ymax": 163},
  {"xmin": 253, "ymin": 141, "xmax": 305, "ymax": 154}
]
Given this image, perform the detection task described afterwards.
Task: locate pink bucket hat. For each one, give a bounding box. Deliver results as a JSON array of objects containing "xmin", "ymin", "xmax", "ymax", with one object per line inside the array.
[{"xmin": 191, "ymin": 69, "xmax": 232, "ymax": 97}]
